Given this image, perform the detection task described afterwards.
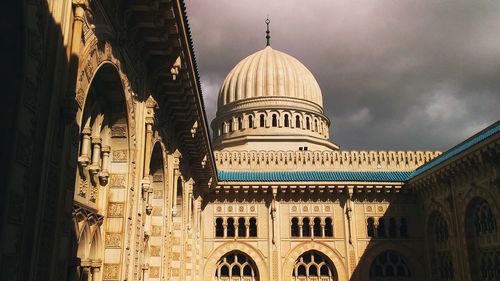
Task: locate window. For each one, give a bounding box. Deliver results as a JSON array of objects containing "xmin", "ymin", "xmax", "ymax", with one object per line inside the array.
[
  {"xmin": 303, "ymin": 218, "xmax": 311, "ymax": 237},
  {"xmin": 377, "ymin": 218, "xmax": 386, "ymax": 237},
  {"xmin": 238, "ymin": 218, "xmax": 246, "ymax": 237},
  {"xmin": 295, "ymin": 116, "xmax": 301, "ymax": 128},
  {"xmin": 228, "ymin": 119, "xmax": 233, "ymax": 133},
  {"xmin": 293, "ymin": 251, "xmax": 337, "ymax": 281},
  {"xmin": 227, "ymin": 218, "xmax": 235, "ymax": 237},
  {"xmin": 249, "ymin": 217, "xmax": 257, "ymax": 237},
  {"xmin": 291, "ymin": 217, "xmax": 333, "ymax": 238},
  {"xmin": 259, "ymin": 114, "xmax": 265, "ymax": 127},
  {"xmin": 248, "ymin": 115, "xmax": 254, "ymax": 128},
  {"xmin": 325, "ymin": 217, "xmax": 333, "ymax": 237},
  {"xmin": 465, "ymin": 198, "xmax": 498, "ymax": 281},
  {"xmin": 215, "ymin": 251, "xmax": 258, "ymax": 281},
  {"xmin": 313, "ymin": 218, "xmax": 322, "ymax": 237},
  {"xmin": 215, "ymin": 218, "xmax": 224, "ymax": 237},
  {"xmin": 284, "ymin": 115, "xmax": 290, "ymax": 127},
  {"xmin": 428, "ymin": 212, "xmax": 454, "ymax": 281},
  {"xmin": 306, "ymin": 117, "xmax": 311, "ymax": 130},
  {"xmin": 291, "ymin": 217, "xmax": 299, "ymax": 237},
  {"xmin": 272, "ymin": 114, "xmax": 277, "ymax": 127},
  {"xmin": 215, "ymin": 217, "xmax": 257, "ymax": 239},
  {"xmin": 237, "ymin": 117, "xmax": 242, "ymax": 130},
  {"xmin": 367, "ymin": 217, "xmax": 375, "ymax": 237},
  {"xmin": 369, "ymin": 251, "xmax": 411, "ymax": 281},
  {"xmin": 314, "ymin": 119, "xmax": 318, "ymax": 132}
]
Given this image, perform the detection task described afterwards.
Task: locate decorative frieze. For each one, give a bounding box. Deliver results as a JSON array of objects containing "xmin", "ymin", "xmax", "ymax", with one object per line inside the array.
[
  {"xmin": 107, "ymin": 203, "xmax": 124, "ymax": 217},
  {"xmin": 105, "ymin": 233, "xmax": 122, "ymax": 247},
  {"xmin": 214, "ymin": 204, "xmax": 258, "ymax": 214},
  {"xmin": 111, "ymin": 125, "xmax": 127, "ymax": 138},
  {"xmin": 214, "ymin": 150, "xmax": 441, "ymax": 171},
  {"xmin": 112, "ymin": 150, "xmax": 127, "ymax": 162},
  {"xmin": 103, "ymin": 263, "xmax": 120, "ymax": 280},
  {"xmin": 149, "ymin": 266, "xmax": 160, "ymax": 277},
  {"xmin": 289, "ymin": 204, "xmax": 333, "ymax": 214},
  {"xmin": 109, "ymin": 174, "xmax": 127, "ymax": 188}
]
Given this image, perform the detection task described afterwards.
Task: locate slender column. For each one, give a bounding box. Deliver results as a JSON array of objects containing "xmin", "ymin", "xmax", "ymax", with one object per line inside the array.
[
  {"xmin": 98, "ymin": 145, "xmax": 110, "ymax": 185},
  {"xmin": 91, "ymin": 267, "xmax": 100, "ymax": 281},
  {"xmin": 89, "ymin": 137, "xmax": 102, "ymax": 175},
  {"xmin": 66, "ymin": 0, "xmax": 87, "ymax": 97},
  {"xmin": 223, "ymin": 219, "xmax": 228, "ymax": 238},
  {"xmin": 321, "ymin": 219, "xmax": 326, "ymax": 237},
  {"xmin": 298, "ymin": 218, "xmax": 303, "ymax": 238},
  {"xmin": 245, "ymin": 221, "xmax": 250, "ymax": 238},
  {"xmin": 171, "ymin": 169, "xmax": 179, "ymax": 216},
  {"xmin": 78, "ymin": 127, "xmax": 92, "ymax": 167}
]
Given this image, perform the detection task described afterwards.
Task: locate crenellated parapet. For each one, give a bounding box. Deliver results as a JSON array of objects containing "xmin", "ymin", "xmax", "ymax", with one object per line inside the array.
[{"xmin": 214, "ymin": 150, "xmax": 441, "ymax": 171}]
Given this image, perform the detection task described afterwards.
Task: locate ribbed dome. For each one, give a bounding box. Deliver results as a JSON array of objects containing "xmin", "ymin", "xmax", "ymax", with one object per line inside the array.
[{"xmin": 218, "ymin": 46, "xmax": 323, "ymax": 108}]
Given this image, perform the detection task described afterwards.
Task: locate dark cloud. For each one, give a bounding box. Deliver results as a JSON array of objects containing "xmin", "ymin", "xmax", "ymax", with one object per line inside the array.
[{"xmin": 186, "ymin": 0, "xmax": 500, "ymax": 150}]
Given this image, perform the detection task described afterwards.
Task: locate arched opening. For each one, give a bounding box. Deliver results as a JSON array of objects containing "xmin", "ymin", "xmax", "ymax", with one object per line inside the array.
[
  {"xmin": 215, "ymin": 251, "xmax": 259, "ymax": 281},
  {"xmin": 428, "ymin": 211, "xmax": 454, "ymax": 281},
  {"xmin": 227, "ymin": 218, "xmax": 235, "ymax": 237},
  {"xmin": 237, "ymin": 117, "xmax": 243, "ymax": 130},
  {"xmin": 228, "ymin": 119, "xmax": 233, "ymax": 133},
  {"xmin": 215, "ymin": 218, "xmax": 224, "ymax": 237},
  {"xmin": 313, "ymin": 217, "xmax": 322, "ymax": 237},
  {"xmin": 465, "ymin": 197, "xmax": 498, "ymax": 280},
  {"xmin": 292, "ymin": 250, "xmax": 337, "ymax": 281},
  {"xmin": 74, "ymin": 64, "xmax": 128, "ymax": 277},
  {"xmin": 176, "ymin": 177, "xmax": 183, "ymax": 215},
  {"xmin": 367, "ymin": 217, "xmax": 375, "ymax": 238},
  {"xmin": 296, "ymin": 116, "xmax": 301, "ymax": 128},
  {"xmin": 272, "ymin": 114, "xmax": 278, "ymax": 127},
  {"xmin": 306, "ymin": 117, "xmax": 311, "ymax": 130},
  {"xmin": 325, "ymin": 217, "xmax": 333, "ymax": 237},
  {"xmin": 284, "ymin": 114, "xmax": 290, "ymax": 127},
  {"xmin": 314, "ymin": 119, "xmax": 318, "ymax": 132},
  {"xmin": 291, "ymin": 217, "xmax": 299, "ymax": 237},
  {"xmin": 249, "ymin": 217, "xmax": 257, "ymax": 237},
  {"xmin": 248, "ymin": 115, "xmax": 254, "ymax": 128},
  {"xmin": 369, "ymin": 251, "xmax": 411, "ymax": 281},
  {"xmin": 303, "ymin": 218, "xmax": 311, "ymax": 237},
  {"xmin": 238, "ymin": 217, "xmax": 246, "ymax": 237},
  {"xmin": 259, "ymin": 114, "xmax": 265, "ymax": 127},
  {"xmin": 377, "ymin": 218, "xmax": 386, "ymax": 238}
]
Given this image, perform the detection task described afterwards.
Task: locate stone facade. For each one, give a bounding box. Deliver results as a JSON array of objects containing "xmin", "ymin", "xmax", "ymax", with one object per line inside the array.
[{"xmin": 2, "ymin": 1, "xmax": 499, "ymax": 281}]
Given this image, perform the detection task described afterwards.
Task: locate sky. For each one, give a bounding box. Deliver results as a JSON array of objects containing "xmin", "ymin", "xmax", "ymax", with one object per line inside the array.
[{"xmin": 185, "ymin": 0, "xmax": 500, "ymax": 150}]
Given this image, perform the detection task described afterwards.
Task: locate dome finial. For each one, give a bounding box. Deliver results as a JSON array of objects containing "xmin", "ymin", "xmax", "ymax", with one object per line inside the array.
[{"xmin": 265, "ymin": 17, "xmax": 271, "ymax": 46}]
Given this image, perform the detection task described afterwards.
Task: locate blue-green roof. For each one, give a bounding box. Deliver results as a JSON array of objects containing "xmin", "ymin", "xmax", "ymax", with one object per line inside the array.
[
  {"xmin": 218, "ymin": 171, "xmax": 412, "ymax": 182},
  {"xmin": 217, "ymin": 122, "xmax": 499, "ymax": 183},
  {"xmin": 409, "ymin": 121, "xmax": 499, "ymax": 178}
]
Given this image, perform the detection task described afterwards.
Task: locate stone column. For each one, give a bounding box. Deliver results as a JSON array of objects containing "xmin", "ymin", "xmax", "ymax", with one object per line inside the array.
[
  {"xmin": 89, "ymin": 137, "xmax": 102, "ymax": 175},
  {"xmin": 78, "ymin": 126, "xmax": 92, "ymax": 167}
]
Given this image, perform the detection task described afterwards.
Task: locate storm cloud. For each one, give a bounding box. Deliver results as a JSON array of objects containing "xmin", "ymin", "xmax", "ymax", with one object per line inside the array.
[{"xmin": 186, "ymin": 0, "xmax": 500, "ymax": 150}]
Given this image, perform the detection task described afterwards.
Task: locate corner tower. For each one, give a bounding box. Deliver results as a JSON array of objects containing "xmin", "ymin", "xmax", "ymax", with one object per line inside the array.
[{"xmin": 211, "ymin": 45, "xmax": 339, "ymax": 151}]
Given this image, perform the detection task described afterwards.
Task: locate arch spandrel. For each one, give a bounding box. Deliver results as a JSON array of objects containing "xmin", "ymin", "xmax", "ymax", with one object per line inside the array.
[
  {"xmin": 204, "ymin": 241, "xmax": 269, "ymax": 281},
  {"xmin": 282, "ymin": 241, "xmax": 347, "ymax": 281}
]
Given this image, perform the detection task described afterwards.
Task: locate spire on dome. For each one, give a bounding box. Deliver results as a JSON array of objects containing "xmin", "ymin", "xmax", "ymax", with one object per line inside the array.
[{"xmin": 265, "ymin": 18, "xmax": 271, "ymax": 46}]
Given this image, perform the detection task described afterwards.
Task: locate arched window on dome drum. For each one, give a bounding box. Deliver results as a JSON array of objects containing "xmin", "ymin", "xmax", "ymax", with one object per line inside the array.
[
  {"xmin": 215, "ymin": 218, "xmax": 224, "ymax": 237},
  {"xmin": 260, "ymin": 114, "xmax": 265, "ymax": 127},
  {"xmin": 248, "ymin": 115, "xmax": 254, "ymax": 128},
  {"xmin": 272, "ymin": 114, "xmax": 278, "ymax": 127},
  {"xmin": 465, "ymin": 197, "xmax": 498, "ymax": 281},
  {"xmin": 237, "ymin": 117, "xmax": 243, "ymax": 130},
  {"xmin": 314, "ymin": 119, "xmax": 318, "ymax": 132},
  {"xmin": 249, "ymin": 217, "xmax": 257, "ymax": 237},
  {"xmin": 369, "ymin": 251, "xmax": 411, "ymax": 281},
  {"xmin": 292, "ymin": 250, "xmax": 337, "ymax": 281},
  {"xmin": 284, "ymin": 115, "xmax": 290, "ymax": 127},
  {"xmin": 215, "ymin": 251, "xmax": 258, "ymax": 281},
  {"xmin": 228, "ymin": 119, "xmax": 233, "ymax": 133},
  {"xmin": 306, "ymin": 117, "xmax": 311, "ymax": 130},
  {"xmin": 295, "ymin": 116, "xmax": 301, "ymax": 129},
  {"xmin": 227, "ymin": 218, "xmax": 235, "ymax": 237}
]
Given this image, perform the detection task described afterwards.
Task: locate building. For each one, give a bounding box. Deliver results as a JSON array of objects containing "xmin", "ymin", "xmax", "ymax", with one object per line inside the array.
[{"xmin": 1, "ymin": 1, "xmax": 499, "ymax": 281}]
